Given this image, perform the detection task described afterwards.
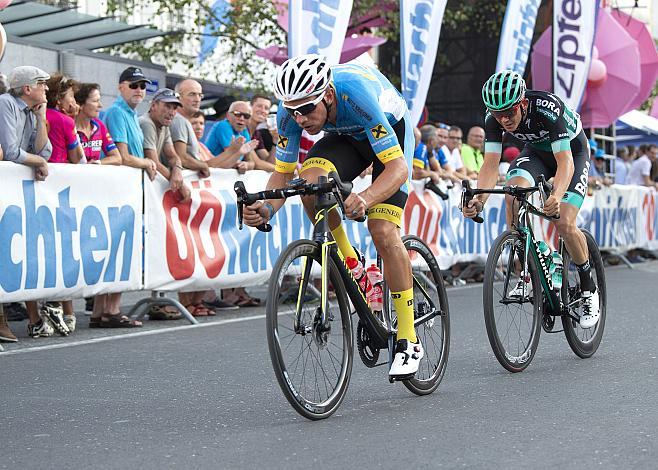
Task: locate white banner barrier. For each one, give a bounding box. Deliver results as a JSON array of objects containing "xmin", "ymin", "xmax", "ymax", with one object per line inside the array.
[
  {"xmin": 0, "ymin": 163, "xmax": 143, "ymax": 302},
  {"xmin": 2, "ymin": 162, "xmax": 657, "ymax": 301}
]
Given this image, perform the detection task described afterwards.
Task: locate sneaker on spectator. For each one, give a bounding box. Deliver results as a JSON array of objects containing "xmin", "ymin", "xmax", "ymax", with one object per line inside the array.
[
  {"xmin": 4, "ymin": 302, "xmax": 28, "ymax": 322},
  {"xmin": 41, "ymin": 302, "xmax": 70, "ymax": 336},
  {"xmin": 0, "ymin": 312, "xmax": 18, "ymax": 343},
  {"xmin": 28, "ymin": 320, "xmax": 54, "ymax": 338},
  {"xmin": 64, "ymin": 315, "xmax": 77, "ymax": 333},
  {"xmin": 203, "ymin": 298, "xmax": 239, "ymax": 311}
]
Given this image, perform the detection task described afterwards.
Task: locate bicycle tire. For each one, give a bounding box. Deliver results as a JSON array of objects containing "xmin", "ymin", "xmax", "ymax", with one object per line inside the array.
[
  {"xmin": 401, "ymin": 235, "xmax": 450, "ymax": 395},
  {"xmin": 266, "ymin": 240, "xmax": 353, "ymax": 420},
  {"xmin": 483, "ymin": 230, "xmax": 542, "ymax": 372},
  {"xmin": 561, "ymin": 229, "xmax": 606, "ymax": 358}
]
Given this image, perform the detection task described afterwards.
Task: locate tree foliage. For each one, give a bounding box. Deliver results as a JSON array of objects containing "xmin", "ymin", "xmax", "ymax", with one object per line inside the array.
[{"xmin": 104, "ymin": 0, "xmax": 503, "ymax": 92}]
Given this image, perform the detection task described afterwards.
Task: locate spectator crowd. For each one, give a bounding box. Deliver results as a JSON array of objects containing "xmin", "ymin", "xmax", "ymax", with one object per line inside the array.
[
  {"xmin": 0, "ymin": 64, "xmax": 276, "ymax": 343},
  {"xmin": 1, "ymin": 62, "xmax": 657, "ymax": 345}
]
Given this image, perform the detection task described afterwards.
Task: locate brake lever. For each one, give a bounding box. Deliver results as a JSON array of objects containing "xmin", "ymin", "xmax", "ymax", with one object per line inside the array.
[
  {"xmin": 461, "ymin": 180, "xmax": 483, "ymax": 224},
  {"xmin": 327, "ymin": 171, "xmax": 366, "ymax": 222},
  {"xmin": 234, "ymin": 181, "xmax": 273, "ymax": 232},
  {"xmin": 234, "ymin": 181, "xmax": 246, "ymax": 230}
]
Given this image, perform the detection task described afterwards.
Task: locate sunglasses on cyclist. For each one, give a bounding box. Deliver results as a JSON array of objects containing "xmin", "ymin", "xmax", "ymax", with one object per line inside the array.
[
  {"xmin": 489, "ymin": 102, "xmax": 521, "ymax": 120},
  {"xmin": 284, "ymin": 92, "xmax": 326, "ymax": 118},
  {"xmin": 231, "ymin": 111, "xmax": 251, "ymax": 120},
  {"xmin": 128, "ymin": 82, "xmax": 147, "ymax": 90}
]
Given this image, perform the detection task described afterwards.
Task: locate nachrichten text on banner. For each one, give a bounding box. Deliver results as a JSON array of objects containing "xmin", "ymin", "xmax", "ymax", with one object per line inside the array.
[
  {"xmin": 0, "ymin": 164, "xmax": 143, "ymax": 303},
  {"xmin": 495, "ymin": 0, "xmax": 541, "ymax": 74},
  {"xmin": 288, "ymin": 0, "xmax": 353, "ymax": 64},
  {"xmin": 552, "ymin": 0, "xmax": 599, "ymax": 111},
  {"xmin": 400, "ymin": 0, "xmax": 448, "ymax": 125}
]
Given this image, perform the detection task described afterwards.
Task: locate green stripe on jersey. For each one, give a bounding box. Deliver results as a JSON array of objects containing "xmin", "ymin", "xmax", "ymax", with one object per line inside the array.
[
  {"xmin": 551, "ymin": 139, "xmax": 571, "ymax": 153},
  {"xmin": 484, "ymin": 142, "xmax": 502, "ymax": 154}
]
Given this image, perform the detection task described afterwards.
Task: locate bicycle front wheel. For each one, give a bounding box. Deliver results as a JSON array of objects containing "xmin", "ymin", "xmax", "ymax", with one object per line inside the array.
[
  {"xmin": 401, "ymin": 235, "xmax": 450, "ymax": 395},
  {"xmin": 561, "ymin": 229, "xmax": 606, "ymax": 357},
  {"xmin": 266, "ymin": 240, "xmax": 353, "ymax": 420},
  {"xmin": 483, "ymin": 230, "xmax": 542, "ymax": 372}
]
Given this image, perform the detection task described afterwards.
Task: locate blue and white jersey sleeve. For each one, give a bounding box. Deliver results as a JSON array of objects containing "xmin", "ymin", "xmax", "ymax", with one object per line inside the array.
[{"xmin": 273, "ymin": 106, "xmax": 303, "ymax": 174}]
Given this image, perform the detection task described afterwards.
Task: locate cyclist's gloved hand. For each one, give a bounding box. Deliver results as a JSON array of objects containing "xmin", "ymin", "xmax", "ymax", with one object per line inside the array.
[
  {"xmin": 243, "ymin": 200, "xmax": 273, "ymax": 227},
  {"xmin": 462, "ymin": 199, "xmax": 483, "ymax": 219},
  {"xmin": 344, "ymin": 193, "xmax": 368, "ymax": 220},
  {"xmin": 543, "ymin": 194, "xmax": 560, "ymax": 217}
]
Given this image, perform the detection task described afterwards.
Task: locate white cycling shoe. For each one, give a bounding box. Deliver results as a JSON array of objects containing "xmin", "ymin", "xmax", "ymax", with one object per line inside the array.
[
  {"xmin": 579, "ymin": 290, "xmax": 600, "ymax": 329},
  {"xmin": 389, "ymin": 339, "xmax": 424, "ymax": 377},
  {"xmin": 509, "ymin": 273, "xmax": 532, "ymax": 299}
]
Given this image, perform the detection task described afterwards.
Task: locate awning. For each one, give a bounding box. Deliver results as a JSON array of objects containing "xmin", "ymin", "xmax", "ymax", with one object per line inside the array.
[
  {"xmin": 616, "ymin": 110, "xmax": 658, "ymax": 146},
  {"xmin": 0, "ymin": 0, "xmax": 168, "ymax": 50}
]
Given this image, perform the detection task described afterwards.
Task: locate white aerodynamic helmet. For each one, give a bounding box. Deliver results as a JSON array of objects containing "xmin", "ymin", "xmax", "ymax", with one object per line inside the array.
[{"xmin": 274, "ymin": 54, "xmax": 332, "ymax": 102}]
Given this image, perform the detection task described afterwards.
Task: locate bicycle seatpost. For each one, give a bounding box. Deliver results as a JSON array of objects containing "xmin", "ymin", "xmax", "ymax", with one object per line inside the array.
[{"xmin": 461, "ymin": 180, "xmax": 484, "ymax": 224}]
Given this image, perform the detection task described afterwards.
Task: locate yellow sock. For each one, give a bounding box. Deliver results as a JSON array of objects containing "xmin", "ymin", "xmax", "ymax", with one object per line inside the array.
[
  {"xmin": 392, "ymin": 288, "xmax": 416, "ymax": 343},
  {"xmin": 331, "ymin": 223, "xmax": 358, "ymax": 261}
]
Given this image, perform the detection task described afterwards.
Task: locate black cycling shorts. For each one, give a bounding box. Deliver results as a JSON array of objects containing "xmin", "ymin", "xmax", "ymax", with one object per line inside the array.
[
  {"xmin": 506, "ymin": 130, "xmax": 591, "ymax": 208},
  {"xmin": 300, "ymin": 118, "xmax": 411, "ymax": 227}
]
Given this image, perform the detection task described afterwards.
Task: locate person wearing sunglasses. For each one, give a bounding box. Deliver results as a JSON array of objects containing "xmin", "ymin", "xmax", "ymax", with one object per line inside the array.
[
  {"xmin": 103, "ymin": 66, "xmax": 157, "ymax": 185},
  {"xmin": 462, "ymin": 69, "xmax": 600, "ymax": 329},
  {"xmin": 242, "ymin": 53, "xmax": 425, "ymax": 378},
  {"xmin": 204, "ymin": 100, "xmax": 272, "ymax": 173}
]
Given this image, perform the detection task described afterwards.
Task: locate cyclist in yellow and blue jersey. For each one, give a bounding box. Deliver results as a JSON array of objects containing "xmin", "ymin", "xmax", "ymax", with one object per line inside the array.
[{"xmin": 243, "ymin": 54, "xmax": 423, "ymax": 377}]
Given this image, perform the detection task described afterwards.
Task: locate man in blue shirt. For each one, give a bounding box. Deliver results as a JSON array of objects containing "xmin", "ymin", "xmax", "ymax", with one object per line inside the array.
[
  {"xmin": 204, "ymin": 101, "xmax": 272, "ymax": 172},
  {"xmin": 103, "ymin": 67, "xmax": 157, "ymax": 180}
]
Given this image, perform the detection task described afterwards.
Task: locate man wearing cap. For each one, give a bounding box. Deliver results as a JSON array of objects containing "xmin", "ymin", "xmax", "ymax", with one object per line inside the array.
[
  {"xmin": 139, "ymin": 88, "xmax": 190, "ymax": 202},
  {"xmin": 103, "ymin": 66, "xmax": 157, "ymax": 181},
  {"xmin": 0, "ymin": 66, "xmax": 51, "ymax": 179},
  {"xmin": 0, "ymin": 66, "xmax": 55, "ymax": 342}
]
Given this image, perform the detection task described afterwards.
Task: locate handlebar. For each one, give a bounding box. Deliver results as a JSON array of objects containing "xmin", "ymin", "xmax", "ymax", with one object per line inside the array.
[
  {"xmin": 461, "ymin": 175, "xmax": 559, "ymax": 224},
  {"xmin": 234, "ymin": 171, "xmax": 364, "ymax": 232}
]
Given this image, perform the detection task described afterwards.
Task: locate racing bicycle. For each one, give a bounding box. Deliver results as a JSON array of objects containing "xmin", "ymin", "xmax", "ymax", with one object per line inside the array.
[
  {"xmin": 235, "ymin": 172, "xmax": 450, "ymax": 420},
  {"xmin": 461, "ymin": 176, "xmax": 606, "ymax": 372}
]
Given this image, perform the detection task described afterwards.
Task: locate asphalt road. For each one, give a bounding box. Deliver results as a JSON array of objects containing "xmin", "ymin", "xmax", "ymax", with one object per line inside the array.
[{"xmin": 2, "ymin": 262, "xmax": 658, "ymax": 469}]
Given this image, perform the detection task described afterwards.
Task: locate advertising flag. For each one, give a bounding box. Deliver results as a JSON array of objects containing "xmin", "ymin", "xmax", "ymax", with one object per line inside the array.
[
  {"xmin": 552, "ymin": 0, "xmax": 599, "ymax": 110},
  {"xmin": 400, "ymin": 0, "xmax": 448, "ymax": 125},
  {"xmin": 495, "ymin": 0, "xmax": 541, "ymax": 74},
  {"xmin": 288, "ymin": 0, "xmax": 353, "ymax": 64}
]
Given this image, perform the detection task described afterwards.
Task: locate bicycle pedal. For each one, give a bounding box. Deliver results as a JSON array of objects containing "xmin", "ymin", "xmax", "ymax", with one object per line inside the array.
[{"xmin": 389, "ymin": 373, "xmax": 415, "ymax": 382}]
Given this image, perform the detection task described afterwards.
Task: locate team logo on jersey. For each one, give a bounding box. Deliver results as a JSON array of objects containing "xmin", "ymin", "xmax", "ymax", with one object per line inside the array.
[
  {"xmin": 370, "ymin": 124, "xmax": 388, "ymax": 139},
  {"xmin": 277, "ymin": 136, "xmax": 289, "ymax": 149}
]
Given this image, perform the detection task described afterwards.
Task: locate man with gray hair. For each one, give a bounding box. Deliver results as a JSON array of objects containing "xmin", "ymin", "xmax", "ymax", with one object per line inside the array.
[
  {"xmin": 0, "ymin": 66, "xmax": 55, "ymax": 341},
  {"xmin": 171, "ymin": 78, "xmax": 210, "ymax": 178},
  {"xmin": 204, "ymin": 100, "xmax": 272, "ymax": 172}
]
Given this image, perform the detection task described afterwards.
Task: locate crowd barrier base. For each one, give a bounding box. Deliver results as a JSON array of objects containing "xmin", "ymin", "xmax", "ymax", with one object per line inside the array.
[{"xmin": 128, "ymin": 291, "xmax": 199, "ymax": 325}]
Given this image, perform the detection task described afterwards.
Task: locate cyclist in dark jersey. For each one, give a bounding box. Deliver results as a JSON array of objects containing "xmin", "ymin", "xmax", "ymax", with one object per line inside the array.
[
  {"xmin": 462, "ymin": 70, "xmax": 599, "ymax": 329},
  {"xmin": 242, "ymin": 54, "xmax": 423, "ymax": 377}
]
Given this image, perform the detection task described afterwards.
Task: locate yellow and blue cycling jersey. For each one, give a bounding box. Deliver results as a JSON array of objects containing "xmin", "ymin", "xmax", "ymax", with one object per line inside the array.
[{"xmin": 274, "ymin": 63, "xmax": 410, "ymax": 174}]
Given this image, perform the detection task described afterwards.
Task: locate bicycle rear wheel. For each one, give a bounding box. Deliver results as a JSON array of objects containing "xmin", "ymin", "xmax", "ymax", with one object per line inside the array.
[
  {"xmin": 401, "ymin": 235, "xmax": 450, "ymax": 395},
  {"xmin": 483, "ymin": 230, "xmax": 542, "ymax": 372},
  {"xmin": 561, "ymin": 230, "xmax": 606, "ymax": 357},
  {"xmin": 266, "ymin": 240, "xmax": 353, "ymax": 420}
]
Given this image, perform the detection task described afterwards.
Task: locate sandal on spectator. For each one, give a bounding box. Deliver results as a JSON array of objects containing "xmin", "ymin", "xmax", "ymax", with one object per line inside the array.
[
  {"xmin": 235, "ymin": 294, "xmax": 261, "ymax": 307},
  {"xmin": 187, "ymin": 304, "xmax": 213, "ymax": 317},
  {"xmin": 148, "ymin": 305, "xmax": 183, "ymax": 321},
  {"xmin": 97, "ymin": 313, "xmax": 142, "ymax": 328}
]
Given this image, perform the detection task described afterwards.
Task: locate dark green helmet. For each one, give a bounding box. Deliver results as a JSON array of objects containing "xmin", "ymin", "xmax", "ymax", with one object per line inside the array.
[{"xmin": 482, "ymin": 70, "xmax": 526, "ymax": 111}]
